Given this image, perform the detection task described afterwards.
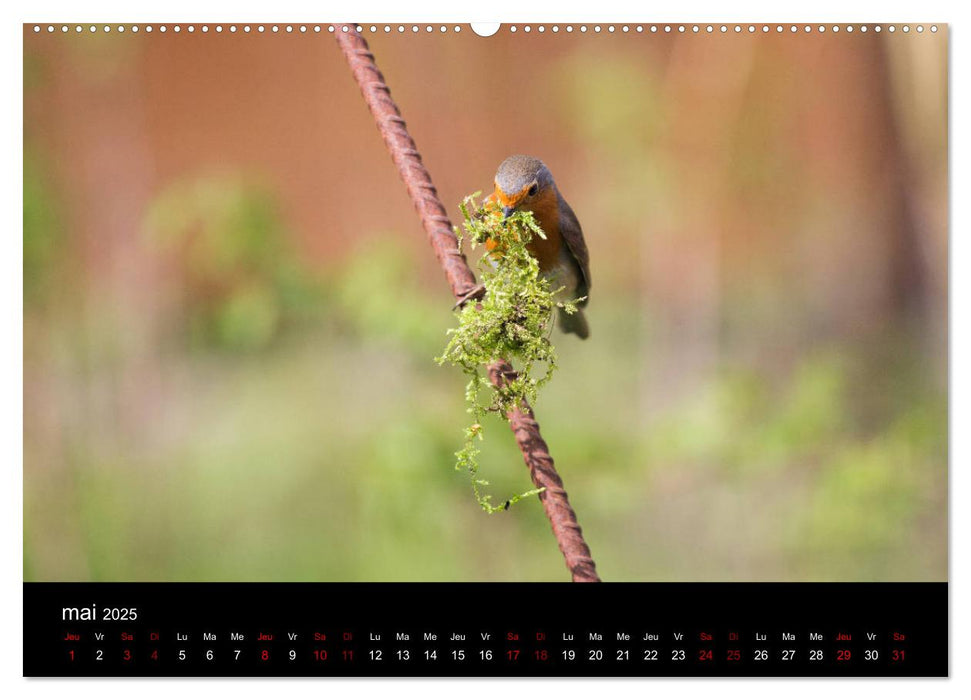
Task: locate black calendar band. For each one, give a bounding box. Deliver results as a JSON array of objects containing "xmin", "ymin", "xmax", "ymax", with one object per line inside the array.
[{"xmin": 24, "ymin": 582, "xmax": 947, "ymax": 677}]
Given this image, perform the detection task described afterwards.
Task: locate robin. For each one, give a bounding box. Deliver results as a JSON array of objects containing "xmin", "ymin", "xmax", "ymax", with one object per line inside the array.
[{"xmin": 485, "ymin": 155, "xmax": 591, "ymax": 339}]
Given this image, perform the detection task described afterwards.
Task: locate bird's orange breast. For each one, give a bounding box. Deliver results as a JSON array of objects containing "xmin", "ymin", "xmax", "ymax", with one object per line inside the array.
[
  {"xmin": 525, "ymin": 188, "xmax": 563, "ymax": 272},
  {"xmin": 486, "ymin": 188, "xmax": 562, "ymax": 272}
]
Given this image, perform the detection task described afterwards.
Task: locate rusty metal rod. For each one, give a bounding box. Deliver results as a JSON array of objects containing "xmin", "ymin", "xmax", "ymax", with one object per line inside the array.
[{"xmin": 334, "ymin": 25, "xmax": 600, "ymax": 582}]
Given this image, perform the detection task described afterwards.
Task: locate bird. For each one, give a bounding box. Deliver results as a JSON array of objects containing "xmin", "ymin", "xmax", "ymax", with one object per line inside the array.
[{"xmin": 486, "ymin": 154, "xmax": 591, "ymax": 339}]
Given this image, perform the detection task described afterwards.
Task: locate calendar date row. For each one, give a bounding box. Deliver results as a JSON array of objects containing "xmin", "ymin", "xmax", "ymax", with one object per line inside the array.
[{"xmin": 62, "ymin": 644, "xmax": 908, "ymax": 665}]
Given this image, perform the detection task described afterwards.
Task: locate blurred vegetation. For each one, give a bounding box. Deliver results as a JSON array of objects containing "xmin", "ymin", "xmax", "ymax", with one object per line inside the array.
[
  {"xmin": 23, "ymin": 28, "xmax": 947, "ymax": 582},
  {"xmin": 22, "ymin": 206, "xmax": 946, "ymax": 580},
  {"xmin": 23, "ymin": 150, "xmax": 66, "ymax": 306},
  {"xmin": 143, "ymin": 175, "xmax": 325, "ymax": 352}
]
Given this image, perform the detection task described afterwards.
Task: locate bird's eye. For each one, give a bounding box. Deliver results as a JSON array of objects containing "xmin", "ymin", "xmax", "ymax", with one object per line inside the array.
[{"xmin": 528, "ymin": 183, "xmax": 538, "ymax": 196}]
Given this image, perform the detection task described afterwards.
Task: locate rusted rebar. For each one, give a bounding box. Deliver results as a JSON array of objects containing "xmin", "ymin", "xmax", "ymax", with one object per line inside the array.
[{"xmin": 334, "ymin": 25, "xmax": 600, "ymax": 583}]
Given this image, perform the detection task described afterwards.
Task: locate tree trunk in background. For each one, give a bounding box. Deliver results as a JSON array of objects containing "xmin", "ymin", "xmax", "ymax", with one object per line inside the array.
[{"xmin": 870, "ymin": 37, "xmax": 929, "ymax": 324}]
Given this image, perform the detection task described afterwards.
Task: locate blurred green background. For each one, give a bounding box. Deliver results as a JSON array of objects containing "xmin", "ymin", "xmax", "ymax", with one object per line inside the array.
[{"xmin": 23, "ymin": 26, "xmax": 947, "ymax": 581}]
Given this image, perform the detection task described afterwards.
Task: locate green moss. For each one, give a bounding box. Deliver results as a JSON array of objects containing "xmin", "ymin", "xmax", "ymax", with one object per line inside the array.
[{"xmin": 436, "ymin": 193, "xmax": 584, "ymax": 513}]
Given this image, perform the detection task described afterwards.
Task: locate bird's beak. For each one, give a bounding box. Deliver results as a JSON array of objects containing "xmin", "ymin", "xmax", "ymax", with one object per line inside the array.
[{"xmin": 501, "ymin": 206, "xmax": 515, "ymax": 220}]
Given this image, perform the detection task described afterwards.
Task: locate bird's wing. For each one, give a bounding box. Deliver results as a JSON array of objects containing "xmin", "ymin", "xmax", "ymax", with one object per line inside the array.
[{"xmin": 557, "ymin": 194, "xmax": 591, "ymax": 305}]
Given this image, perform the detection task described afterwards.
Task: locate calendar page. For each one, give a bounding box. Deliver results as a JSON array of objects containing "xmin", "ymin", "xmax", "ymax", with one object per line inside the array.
[{"xmin": 22, "ymin": 20, "xmax": 948, "ymax": 678}]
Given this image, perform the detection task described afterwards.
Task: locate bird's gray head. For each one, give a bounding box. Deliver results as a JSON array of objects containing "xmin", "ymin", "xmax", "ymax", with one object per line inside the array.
[{"xmin": 494, "ymin": 155, "xmax": 555, "ymax": 212}]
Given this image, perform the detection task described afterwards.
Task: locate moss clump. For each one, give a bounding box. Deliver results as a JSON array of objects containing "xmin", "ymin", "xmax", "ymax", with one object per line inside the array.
[{"xmin": 436, "ymin": 193, "xmax": 583, "ymax": 513}]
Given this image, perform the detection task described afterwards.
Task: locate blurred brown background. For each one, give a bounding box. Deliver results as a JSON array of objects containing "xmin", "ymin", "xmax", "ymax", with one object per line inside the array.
[{"xmin": 24, "ymin": 26, "xmax": 947, "ymax": 581}]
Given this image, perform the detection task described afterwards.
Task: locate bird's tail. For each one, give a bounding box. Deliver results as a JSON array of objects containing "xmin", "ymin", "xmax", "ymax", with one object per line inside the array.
[{"xmin": 558, "ymin": 307, "xmax": 590, "ymax": 339}]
